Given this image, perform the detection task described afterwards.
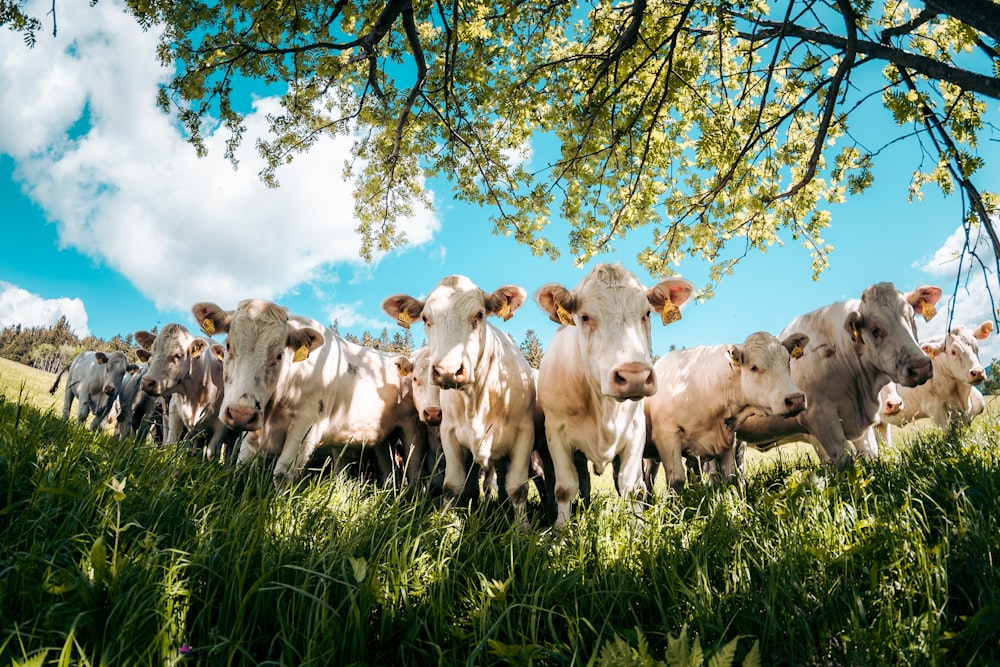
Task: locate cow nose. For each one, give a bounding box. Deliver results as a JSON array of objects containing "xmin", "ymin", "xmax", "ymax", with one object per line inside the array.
[
  {"xmin": 225, "ymin": 404, "xmax": 261, "ymax": 430},
  {"xmin": 611, "ymin": 362, "xmax": 656, "ymax": 399},
  {"xmin": 104, "ymin": 385, "xmax": 116, "ymax": 395},
  {"xmin": 902, "ymin": 356, "xmax": 933, "ymax": 387},
  {"xmin": 883, "ymin": 398, "xmax": 903, "ymax": 415},
  {"xmin": 140, "ymin": 377, "xmax": 158, "ymax": 395},
  {"xmin": 422, "ymin": 407, "xmax": 442, "ymax": 426},
  {"xmin": 432, "ymin": 363, "xmax": 467, "ymax": 389},
  {"xmin": 970, "ymin": 369, "xmax": 986, "ymax": 385},
  {"xmin": 783, "ymin": 392, "xmax": 806, "ymax": 416}
]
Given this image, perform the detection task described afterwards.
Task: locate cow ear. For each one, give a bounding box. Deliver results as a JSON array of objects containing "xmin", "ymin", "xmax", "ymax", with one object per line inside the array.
[
  {"xmin": 126, "ymin": 364, "xmax": 140, "ymax": 375},
  {"xmin": 287, "ymin": 327, "xmax": 324, "ymax": 362},
  {"xmin": 395, "ymin": 357, "xmax": 413, "ymax": 377},
  {"xmin": 210, "ymin": 344, "xmax": 225, "ymax": 362},
  {"xmin": 486, "ymin": 285, "xmax": 527, "ymax": 321},
  {"xmin": 188, "ymin": 338, "xmax": 208, "ymax": 359},
  {"xmin": 782, "ymin": 333, "xmax": 809, "ymax": 359},
  {"xmin": 192, "ymin": 302, "xmax": 231, "ymax": 336},
  {"xmin": 921, "ymin": 341, "xmax": 943, "ymax": 359},
  {"xmin": 95, "ymin": 352, "xmax": 109, "ymax": 365},
  {"xmin": 647, "ymin": 278, "xmax": 695, "ymax": 325},
  {"xmin": 725, "ymin": 344, "xmax": 743, "ymax": 368},
  {"xmin": 535, "ymin": 284, "xmax": 576, "ymax": 325},
  {"xmin": 135, "ymin": 349, "xmax": 152, "ymax": 363},
  {"xmin": 135, "ymin": 331, "xmax": 156, "ymax": 351},
  {"xmin": 974, "ymin": 321, "xmax": 994, "ymax": 341},
  {"xmin": 845, "ymin": 311, "xmax": 865, "ymax": 345},
  {"xmin": 382, "ymin": 295, "xmax": 424, "ymax": 329},
  {"xmin": 905, "ymin": 286, "xmax": 943, "ymax": 321}
]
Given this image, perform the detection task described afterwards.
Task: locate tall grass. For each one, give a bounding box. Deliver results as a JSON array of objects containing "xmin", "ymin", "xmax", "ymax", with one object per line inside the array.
[{"xmin": 1, "ymin": 388, "xmax": 998, "ymax": 666}]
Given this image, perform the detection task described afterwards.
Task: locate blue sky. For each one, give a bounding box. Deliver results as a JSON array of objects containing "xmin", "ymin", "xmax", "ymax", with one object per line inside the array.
[{"xmin": 2, "ymin": 0, "xmax": 999, "ymax": 362}]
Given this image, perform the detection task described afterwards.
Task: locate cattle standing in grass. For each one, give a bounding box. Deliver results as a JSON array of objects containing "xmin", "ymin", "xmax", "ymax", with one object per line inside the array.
[
  {"xmin": 736, "ymin": 282, "xmax": 941, "ymax": 467},
  {"xmin": 645, "ymin": 331, "xmax": 809, "ymax": 492},
  {"xmin": 535, "ymin": 263, "xmax": 695, "ymax": 529},
  {"xmin": 875, "ymin": 322, "xmax": 992, "ymax": 444},
  {"xmin": 382, "ymin": 276, "xmax": 536, "ymax": 516},
  {"xmin": 50, "ymin": 350, "xmax": 138, "ymax": 430},
  {"xmin": 114, "ymin": 348, "xmax": 159, "ymax": 438},
  {"xmin": 193, "ymin": 300, "xmax": 426, "ymax": 489},
  {"xmin": 136, "ymin": 324, "xmax": 234, "ymax": 460}
]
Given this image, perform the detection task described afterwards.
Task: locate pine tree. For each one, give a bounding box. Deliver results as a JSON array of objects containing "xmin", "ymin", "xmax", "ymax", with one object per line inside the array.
[{"xmin": 519, "ymin": 329, "xmax": 544, "ymax": 369}]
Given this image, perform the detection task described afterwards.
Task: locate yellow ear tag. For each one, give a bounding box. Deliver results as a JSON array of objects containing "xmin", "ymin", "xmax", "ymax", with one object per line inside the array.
[
  {"xmin": 398, "ymin": 366, "xmax": 410, "ymax": 378},
  {"xmin": 497, "ymin": 300, "xmax": 513, "ymax": 322},
  {"xmin": 397, "ymin": 311, "xmax": 413, "ymax": 330},
  {"xmin": 852, "ymin": 325, "xmax": 864, "ymax": 345},
  {"xmin": 985, "ymin": 322, "xmax": 995, "ymax": 335},
  {"xmin": 214, "ymin": 349, "xmax": 225, "ymax": 362},
  {"xmin": 925, "ymin": 348, "xmax": 938, "ymax": 359},
  {"xmin": 556, "ymin": 303, "xmax": 575, "ymax": 326},
  {"xmin": 660, "ymin": 302, "xmax": 682, "ymax": 326},
  {"xmin": 202, "ymin": 318, "xmax": 215, "ymax": 335},
  {"xmin": 292, "ymin": 343, "xmax": 309, "ymax": 363},
  {"xmin": 791, "ymin": 344, "xmax": 803, "ymax": 359},
  {"xmin": 919, "ymin": 299, "xmax": 936, "ymax": 322}
]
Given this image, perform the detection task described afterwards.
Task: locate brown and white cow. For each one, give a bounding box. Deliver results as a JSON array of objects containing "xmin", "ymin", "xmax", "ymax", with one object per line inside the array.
[
  {"xmin": 875, "ymin": 321, "xmax": 992, "ymax": 444},
  {"xmin": 535, "ymin": 263, "xmax": 695, "ymax": 528},
  {"xmin": 382, "ymin": 276, "xmax": 536, "ymax": 516},
  {"xmin": 645, "ymin": 331, "xmax": 809, "ymax": 492},
  {"xmin": 136, "ymin": 324, "xmax": 234, "ymax": 460},
  {"xmin": 49, "ymin": 350, "xmax": 138, "ymax": 430},
  {"xmin": 193, "ymin": 300, "xmax": 426, "ymax": 489},
  {"xmin": 736, "ymin": 282, "xmax": 941, "ymax": 466}
]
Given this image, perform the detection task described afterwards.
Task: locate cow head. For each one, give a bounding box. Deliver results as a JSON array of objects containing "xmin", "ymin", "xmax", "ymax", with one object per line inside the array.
[
  {"xmin": 726, "ymin": 331, "xmax": 809, "ymax": 416},
  {"xmin": 382, "ymin": 276, "xmax": 526, "ymax": 391},
  {"xmin": 878, "ymin": 382, "xmax": 904, "ymax": 417},
  {"xmin": 921, "ymin": 321, "xmax": 992, "ymax": 386},
  {"xmin": 94, "ymin": 350, "xmax": 137, "ymax": 399},
  {"xmin": 395, "ymin": 347, "xmax": 442, "ymax": 426},
  {"xmin": 536, "ymin": 263, "xmax": 694, "ymax": 401},
  {"xmin": 191, "ymin": 300, "xmax": 325, "ymax": 431},
  {"xmin": 844, "ymin": 283, "xmax": 940, "ymax": 388},
  {"xmin": 136, "ymin": 323, "xmax": 210, "ymax": 397}
]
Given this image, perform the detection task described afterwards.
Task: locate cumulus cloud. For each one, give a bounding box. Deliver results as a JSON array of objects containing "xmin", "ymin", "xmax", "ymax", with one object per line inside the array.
[
  {"xmin": 0, "ymin": 0, "xmax": 439, "ymax": 314},
  {"xmin": 325, "ymin": 302, "xmax": 388, "ymax": 332},
  {"xmin": 0, "ymin": 282, "xmax": 90, "ymax": 336}
]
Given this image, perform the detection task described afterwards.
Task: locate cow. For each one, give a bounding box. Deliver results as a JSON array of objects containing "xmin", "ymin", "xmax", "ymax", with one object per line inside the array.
[
  {"xmin": 644, "ymin": 331, "xmax": 809, "ymax": 493},
  {"xmin": 113, "ymin": 348, "xmax": 159, "ymax": 439},
  {"xmin": 192, "ymin": 299, "xmax": 426, "ymax": 489},
  {"xmin": 135, "ymin": 324, "xmax": 235, "ymax": 460},
  {"xmin": 874, "ymin": 321, "xmax": 993, "ymax": 444},
  {"xmin": 735, "ymin": 282, "xmax": 941, "ymax": 467},
  {"xmin": 534, "ymin": 263, "xmax": 695, "ymax": 529},
  {"xmin": 49, "ymin": 350, "xmax": 138, "ymax": 430},
  {"xmin": 382, "ymin": 275, "xmax": 536, "ymax": 517}
]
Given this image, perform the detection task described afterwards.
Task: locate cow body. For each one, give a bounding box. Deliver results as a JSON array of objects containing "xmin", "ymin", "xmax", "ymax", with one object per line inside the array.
[
  {"xmin": 875, "ymin": 322, "xmax": 992, "ymax": 443},
  {"xmin": 736, "ymin": 283, "xmax": 941, "ymax": 466},
  {"xmin": 50, "ymin": 350, "xmax": 137, "ymax": 430},
  {"xmin": 645, "ymin": 331, "xmax": 809, "ymax": 492},
  {"xmin": 136, "ymin": 324, "xmax": 234, "ymax": 459},
  {"xmin": 535, "ymin": 264, "xmax": 694, "ymax": 528},
  {"xmin": 193, "ymin": 300, "xmax": 425, "ymax": 488},
  {"xmin": 382, "ymin": 276, "xmax": 536, "ymax": 515},
  {"xmin": 113, "ymin": 349, "xmax": 160, "ymax": 439}
]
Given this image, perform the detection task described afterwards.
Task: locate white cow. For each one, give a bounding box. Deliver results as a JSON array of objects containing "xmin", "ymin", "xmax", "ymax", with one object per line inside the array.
[
  {"xmin": 736, "ymin": 282, "xmax": 941, "ymax": 466},
  {"xmin": 645, "ymin": 331, "xmax": 809, "ymax": 492},
  {"xmin": 136, "ymin": 324, "xmax": 234, "ymax": 460},
  {"xmin": 535, "ymin": 263, "xmax": 695, "ymax": 528},
  {"xmin": 875, "ymin": 321, "xmax": 992, "ymax": 444},
  {"xmin": 382, "ymin": 276, "xmax": 536, "ymax": 515},
  {"xmin": 192, "ymin": 300, "xmax": 426, "ymax": 488},
  {"xmin": 49, "ymin": 350, "xmax": 138, "ymax": 430}
]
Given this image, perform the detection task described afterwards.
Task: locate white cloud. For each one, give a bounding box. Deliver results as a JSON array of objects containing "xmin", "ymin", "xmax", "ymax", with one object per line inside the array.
[
  {"xmin": 325, "ymin": 302, "xmax": 387, "ymax": 332},
  {"xmin": 0, "ymin": 281, "xmax": 90, "ymax": 336},
  {"xmin": 918, "ymin": 221, "xmax": 1000, "ymax": 361},
  {"xmin": 0, "ymin": 0, "xmax": 439, "ymax": 315}
]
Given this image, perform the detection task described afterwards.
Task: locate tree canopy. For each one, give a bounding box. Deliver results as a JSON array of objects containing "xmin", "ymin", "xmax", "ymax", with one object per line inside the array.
[{"xmin": 6, "ymin": 0, "xmax": 999, "ymax": 297}]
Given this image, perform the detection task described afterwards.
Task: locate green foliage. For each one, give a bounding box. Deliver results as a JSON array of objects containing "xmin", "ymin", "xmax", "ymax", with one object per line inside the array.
[
  {"xmin": 0, "ymin": 318, "xmax": 141, "ymax": 370},
  {"xmin": 983, "ymin": 359, "xmax": 1000, "ymax": 396},
  {"xmin": 2, "ymin": 384, "xmax": 1000, "ymax": 665}
]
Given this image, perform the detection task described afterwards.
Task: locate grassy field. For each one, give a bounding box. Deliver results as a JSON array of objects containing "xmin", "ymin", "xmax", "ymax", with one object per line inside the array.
[{"xmin": 1, "ymin": 359, "xmax": 998, "ymax": 666}]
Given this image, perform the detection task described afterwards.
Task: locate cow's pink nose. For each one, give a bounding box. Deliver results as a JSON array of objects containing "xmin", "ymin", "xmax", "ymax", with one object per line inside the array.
[
  {"xmin": 611, "ymin": 362, "xmax": 656, "ymax": 399},
  {"xmin": 970, "ymin": 369, "xmax": 985, "ymax": 384},
  {"xmin": 883, "ymin": 399, "xmax": 903, "ymax": 415},
  {"xmin": 432, "ymin": 364, "xmax": 467, "ymax": 388},
  {"xmin": 784, "ymin": 392, "xmax": 806, "ymax": 415},
  {"xmin": 422, "ymin": 407, "xmax": 442, "ymax": 426},
  {"xmin": 225, "ymin": 404, "xmax": 261, "ymax": 430}
]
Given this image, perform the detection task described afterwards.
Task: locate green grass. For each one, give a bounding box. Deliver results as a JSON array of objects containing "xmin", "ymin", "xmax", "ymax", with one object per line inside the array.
[{"xmin": 1, "ymin": 361, "xmax": 999, "ymax": 666}]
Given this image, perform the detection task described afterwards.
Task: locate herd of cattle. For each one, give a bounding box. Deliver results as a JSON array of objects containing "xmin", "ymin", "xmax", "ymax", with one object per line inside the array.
[{"xmin": 47, "ymin": 264, "xmax": 992, "ymax": 528}]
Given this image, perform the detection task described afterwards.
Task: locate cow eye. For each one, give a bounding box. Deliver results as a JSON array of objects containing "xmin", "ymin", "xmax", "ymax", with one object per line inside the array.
[
  {"xmin": 476, "ymin": 311, "xmax": 484, "ymax": 320},
  {"xmin": 174, "ymin": 353, "xmax": 184, "ymax": 361},
  {"xmin": 422, "ymin": 315, "xmax": 430, "ymax": 327},
  {"xmin": 580, "ymin": 314, "xmax": 591, "ymax": 323},
  {"xmin": 871, "ymin": 326, "xmax": 885, "ymax": 340},
  {"xmin": 749, "ymin": 365, "xmax": 759, "ymax": 373}
]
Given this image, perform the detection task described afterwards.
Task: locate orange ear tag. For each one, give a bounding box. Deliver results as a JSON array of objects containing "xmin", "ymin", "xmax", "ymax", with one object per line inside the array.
[
  {"xmin": 398, "ymin": 366, "xmax": 410, "ymax": 377},
  {"xmin": 397, "ymin": 311, "xmax": 413, "ymax": 330},
  {"xmin": 791, "ymin": 344, "xmax": 803, "ymax": 359},
  {"xmin": 202, "ymin": 318, "xmax": 216, "ymax": 335},
  {"xmin": 660, "ymin": 302, "xmax": 682, "ymax": 325},
  {"xmin": 852, "ymin": 326, "xmax": 864, "ymax": 345},
  {"xmin": 556, "ymin": 303, "xmax": 575, "ymax": 326},
  {"xmin": 292, "ymin": 343, "xmax": 309, "ymax": 363},
  {"xmin": 919, "ymin": 299, "xmax": 936, "ymax": 322},
  {"xmin": 497, "ymin": 300, "xmax": 513, "ymax": 322}
]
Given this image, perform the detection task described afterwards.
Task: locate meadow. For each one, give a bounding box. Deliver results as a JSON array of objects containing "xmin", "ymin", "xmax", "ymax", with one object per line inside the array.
[{"xmin": 1, "ymin": 358, "xmax": 998, "ymax": 666}]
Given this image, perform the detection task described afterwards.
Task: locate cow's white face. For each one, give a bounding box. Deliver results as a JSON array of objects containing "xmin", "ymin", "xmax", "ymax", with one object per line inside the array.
[
  {"xmin": 846, "ymin": 283, "xmax": 939, "ymax": 388},
  {"xmin": 382, "ymin": 276, "xmax": 526, "ymax": 391},
  {"xmin": 727, "ymin": 332, "xmax": 808, "ymax": 417},
  {"xmin": 136, "ymin": 324, "xmax": 207, "ymax": 397},
  {"xmin": 878, "ymin": 382, "xmax": 904, "ymax": 417},
  {"xmin": 537, "ymin": 264, "xmax": 694, "ymax": 401},
  {"xmin": 923, "ymin": 322, "xmax": 992, "ymax": 386},
  {"xmin": 398, "ymin": 347, "xmax": 442, "ymax": 425},
  {"xmin": 191, "ymin": 300, "xmax": 324, "ymax": 431}
]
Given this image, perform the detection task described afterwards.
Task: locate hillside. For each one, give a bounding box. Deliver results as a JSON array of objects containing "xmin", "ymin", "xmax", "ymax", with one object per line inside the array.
[{"xmin": 0, "ymin": 356, "xmax": 61, "ymax": 414}]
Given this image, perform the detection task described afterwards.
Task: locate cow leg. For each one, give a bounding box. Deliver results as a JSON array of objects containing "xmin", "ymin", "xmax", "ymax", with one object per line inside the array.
[
  {"xmin": 272, "ymin": 421, "xmax": 320, "ymax": 489},
  {"xmin": 615, "ymin": 438, "xmax": 647, "ymax": 515},
  {"xmin": 574, "ymin": 452, "xmax": 592, "ymax": 507},
  {"xmin": 399, "ymin": 421, "xmax": 428, "ymax": 488},
  {"xmin": 802, "ymin": 409, "xmax": 853, "ymax": 467},
  {"xmin": 165, "ymin": 400, "xmax": 185, "ymax": 446},
  {"xmin": 502, "ymin": 428, "xmax": 534, "ymax": 518},
  {"xmin": 653, "ymin": 430, "xmax": 686, "ymax": 494},
  {"xmin": 61, "ymin": 387, "xmax": 74, "ymax": 421},
  {"xmin": 852, "ymin": 428, "xmax": 879, "ymax": 461},
  {"xmin": 546, "ymin": 437, "xmax": 581, "ymax": 530},
  {"xmin": 440, "ymin": 429, "xmax": 471, "ymax": 503}
]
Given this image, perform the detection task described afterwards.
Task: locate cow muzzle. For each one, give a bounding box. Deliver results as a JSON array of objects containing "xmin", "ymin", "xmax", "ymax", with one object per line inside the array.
[
  {"xmin": 607, "ymin": 362, "xmax": 656, "ymax": 400},
  {"xmin": 224, "ymin": 403, "xmax": 262, "ymax": 431},
  {"xmin": 899, "ymin": 356, "xmax": 933, "ymax": 387},
  {"xmin": 421, "ymin": 406, "xmax": 443, "ymax": 426},
  {"xmin": 432, "ymin": 363, "xmax": 469, "ymax": 390},
  {"xmin": 782, "ymin": 392, "xmax": 807, "ymax": 416},
  {"xmin": 103, "ymin": 385, "xmax": 116, "ymax": 396},
  {"xmin": 140, "ymin": 376, "xmax": 161, "ymax": 396},
  {"xmin": 970, "ymin": 368, "xmax": 986, "ymax": 385}
]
